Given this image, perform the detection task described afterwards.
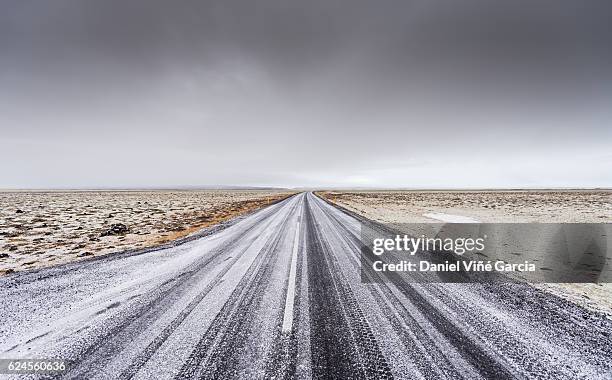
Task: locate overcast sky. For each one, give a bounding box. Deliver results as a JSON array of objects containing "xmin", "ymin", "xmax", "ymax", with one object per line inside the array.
[{"xmin": 1, "ymin": 0, "xmax": 611, "ymax": 189}]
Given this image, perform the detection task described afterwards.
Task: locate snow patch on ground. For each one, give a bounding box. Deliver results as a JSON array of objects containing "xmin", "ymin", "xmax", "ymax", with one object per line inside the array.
[{"xmin": 423, "ymin": 213, "xmax": 480, "ymax": 223}]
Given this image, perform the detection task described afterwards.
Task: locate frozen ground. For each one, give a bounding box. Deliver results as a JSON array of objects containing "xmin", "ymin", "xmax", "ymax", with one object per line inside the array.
[
  {"xmin": 0, "ymin": 190, "xmax": 294, "ymax": 275},
  {"xmin": 319, "ymin": 190, "xmax": 612, "ymax": 316}
]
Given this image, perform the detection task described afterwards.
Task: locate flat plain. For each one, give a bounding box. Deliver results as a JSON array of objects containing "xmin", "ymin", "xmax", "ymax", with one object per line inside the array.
[
  {"xmin": 319, "ymin": 190, "xmax": 612, "ymax": 316},
  {"xmin": 318, "ymin": 190, "xmax": 612, "ymax": 223},
  {"xmin": 0, "ymin": 190, "xmax": 294, "ymax": 274}
]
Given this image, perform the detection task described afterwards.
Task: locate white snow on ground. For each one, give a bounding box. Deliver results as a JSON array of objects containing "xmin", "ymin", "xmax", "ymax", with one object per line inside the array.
[{"xmin": 423, "ymin": 213, "xmax": 480, "ymax": 223}]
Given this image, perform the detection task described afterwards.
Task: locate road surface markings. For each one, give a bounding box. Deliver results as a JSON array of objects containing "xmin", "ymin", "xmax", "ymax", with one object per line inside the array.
[{"xmin": 281, "ymin": 212, "xmax": 301, "ymax": 333}]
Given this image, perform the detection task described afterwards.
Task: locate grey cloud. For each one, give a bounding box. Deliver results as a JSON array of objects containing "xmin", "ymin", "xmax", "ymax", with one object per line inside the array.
[{"xmin": 1, "ymin": 0, "xmax": 611, "ymax": 188}]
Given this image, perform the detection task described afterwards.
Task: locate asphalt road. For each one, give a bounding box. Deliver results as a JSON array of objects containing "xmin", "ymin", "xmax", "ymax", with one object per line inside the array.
[{"xmin": 1, "ymin": 192, "xmax": 611, "ymax": 379}]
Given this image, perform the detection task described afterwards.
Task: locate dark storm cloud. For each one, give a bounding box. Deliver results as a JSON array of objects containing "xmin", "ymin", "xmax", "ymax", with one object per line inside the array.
[{"xmin": 1, "ymin": 0, "xmax": 611, "ymax": 188}]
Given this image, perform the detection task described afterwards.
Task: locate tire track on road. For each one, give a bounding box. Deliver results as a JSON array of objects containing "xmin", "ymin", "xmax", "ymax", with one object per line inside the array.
[
  {"xmin": 311, "ymin": 193, "xmax": 519, "ymax": 379},
  {"xmin": 304, "ymin": 195, "xmax": 393, "ymax": 380},
  {"xmin": 174, "ymin": 198, "xmax": 300, "ymax": 379},
  {"xmin": 263, "ymin": 208, "xmax": 304, "ymax": 380},
  {"xmin": 310, "ymin": 196, "xmax": 466, "ymax": 379}
]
